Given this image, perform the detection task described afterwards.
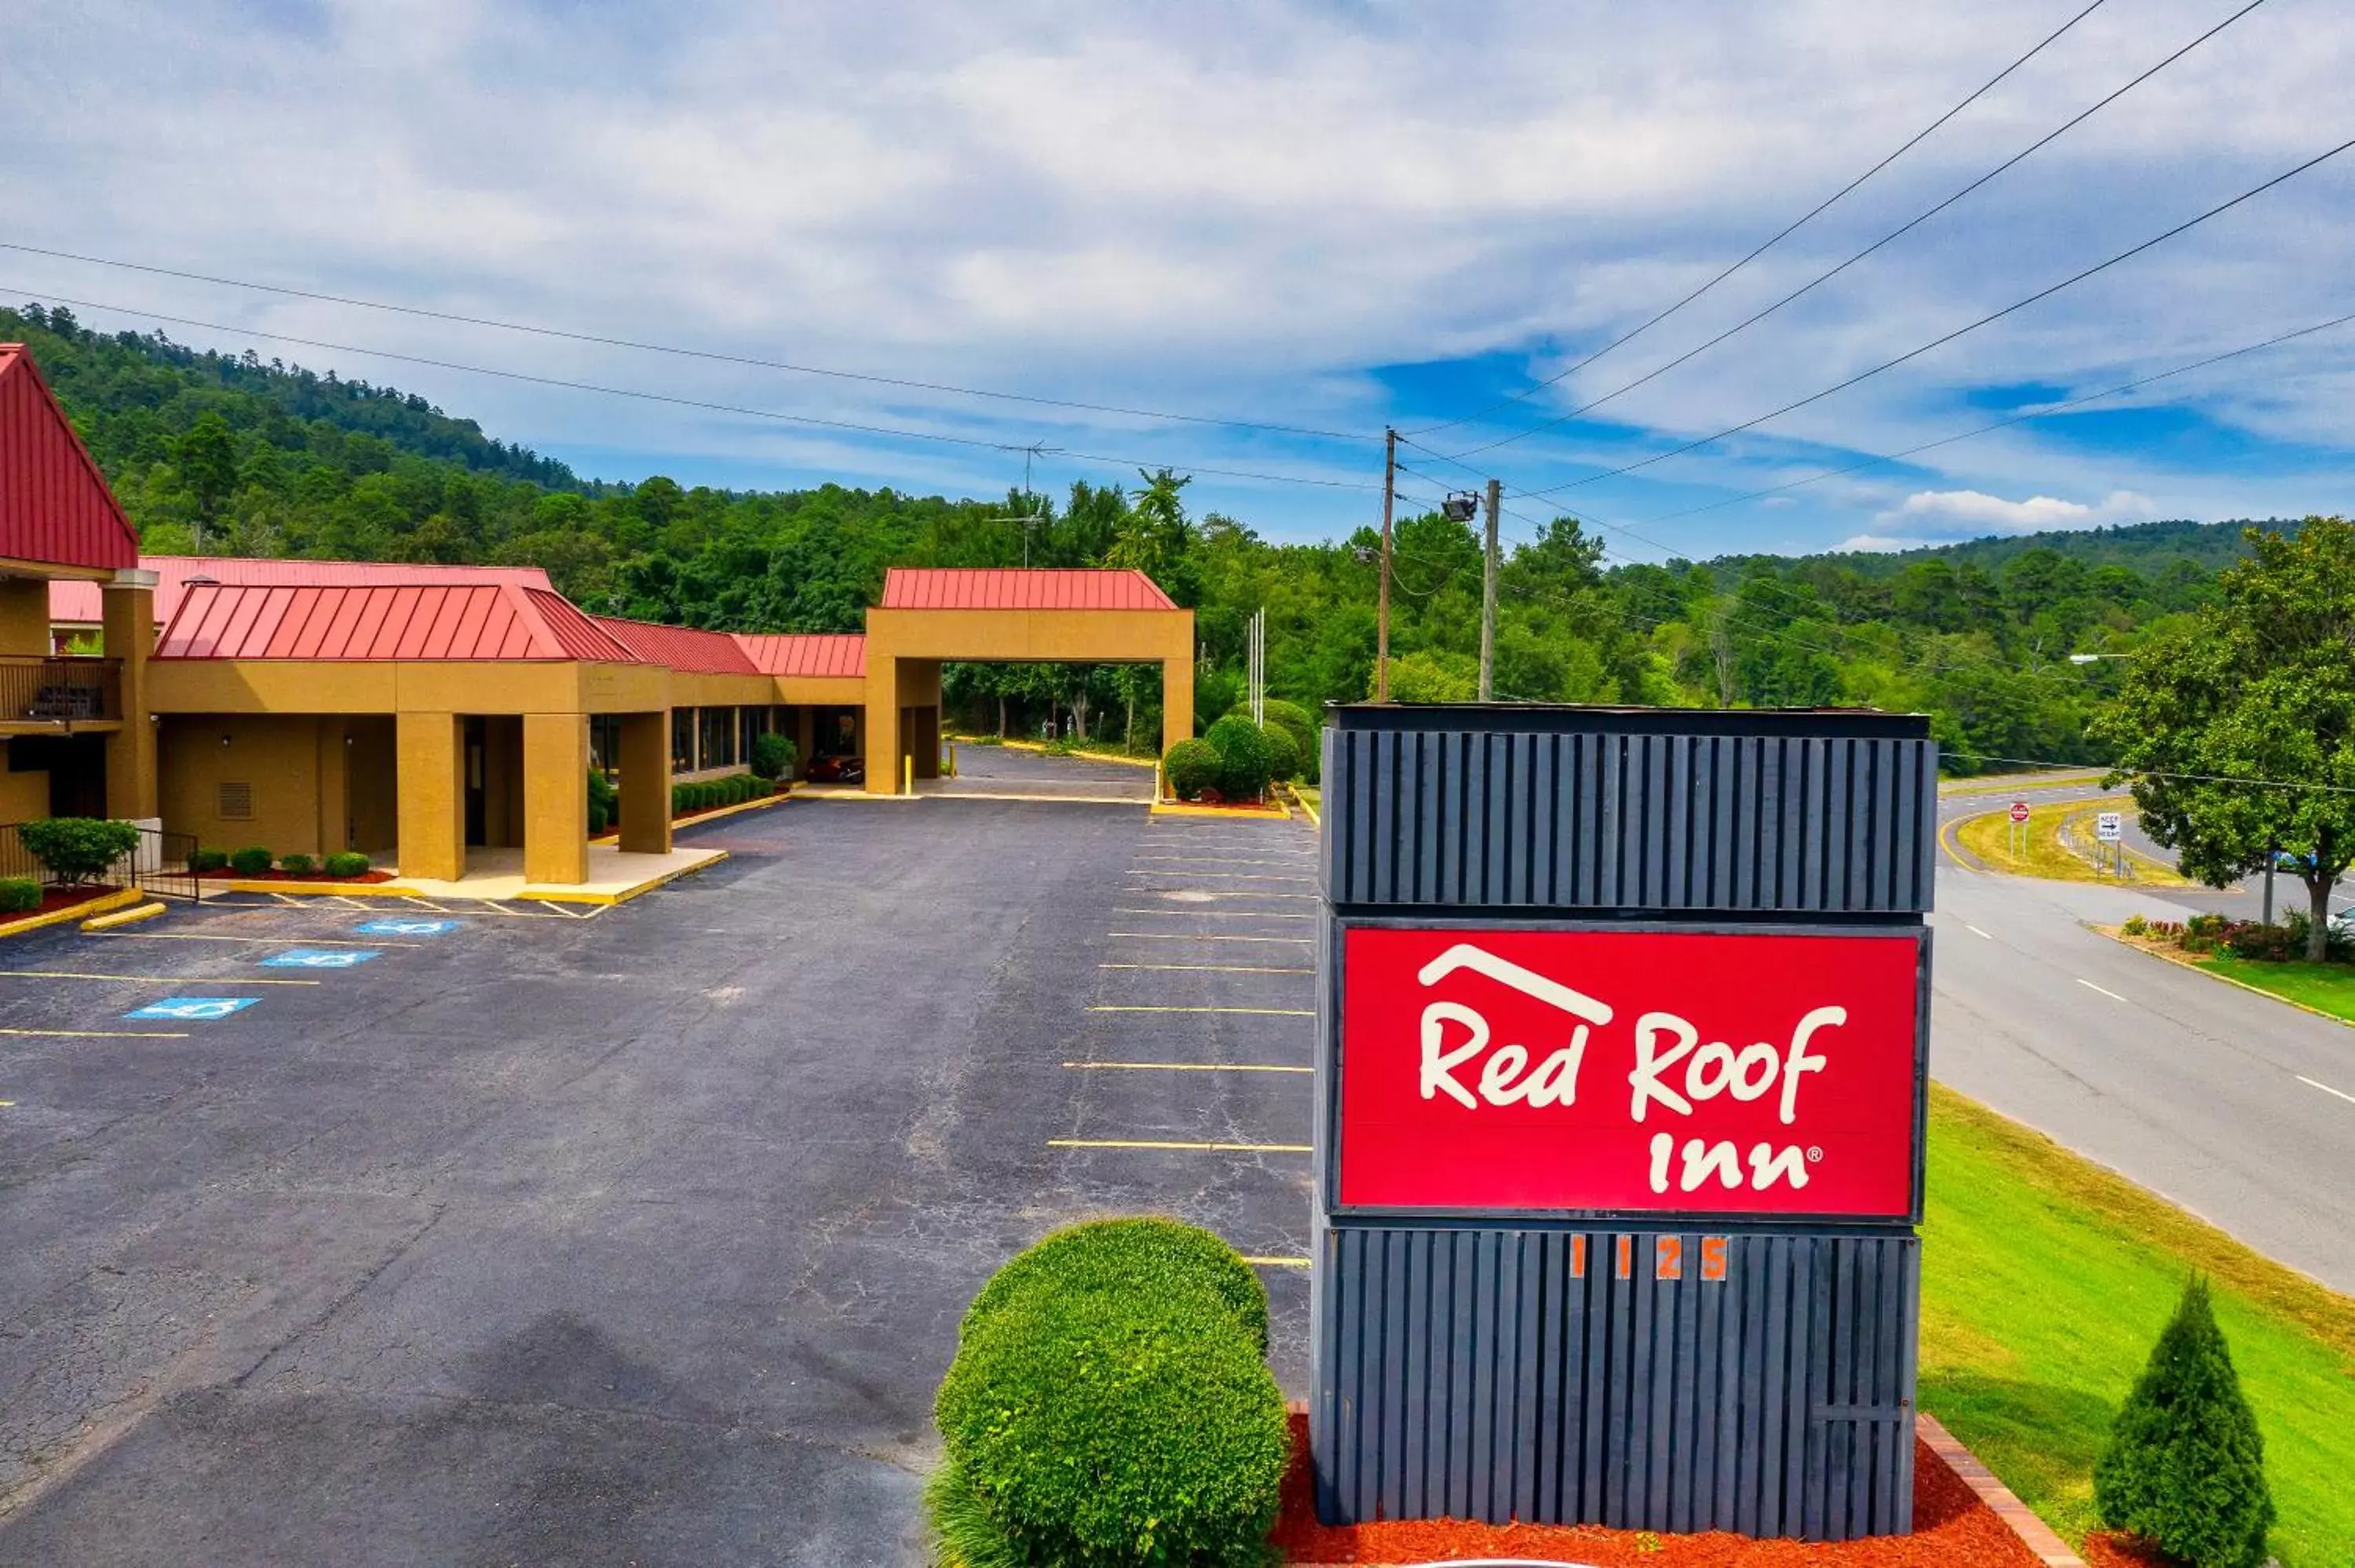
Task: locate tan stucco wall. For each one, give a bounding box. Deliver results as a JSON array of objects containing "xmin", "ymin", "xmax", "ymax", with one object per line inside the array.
[
  {"xmin": 160, "ymin": 714, "xmax": 338, "ymax": 858},
  {"xmin": 524, "ymin": 713, "xmax": 589, "ymax": 884},
  {"xmin": 0, "ymin": 579, "xmax": 51, "ymax": 658},
  {"xmin": 0, "ymin": 767, "xmax": 48, "ymax": 822},
  {"xmin": 104, "ymin": 583, "xmax": 157, "ymax": 819}
]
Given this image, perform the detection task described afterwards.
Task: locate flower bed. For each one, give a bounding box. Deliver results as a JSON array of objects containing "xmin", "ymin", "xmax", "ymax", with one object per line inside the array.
[
  {"xmin": 9, "ymin": 884, "xmax": 130, "ymax": 919},
  {"xmin": 1270, "ymin": 1413, "xmax": 2043, "ymax": 1566},
  {"xmin": 195, "ymin": 866, "xmax": 400, "ymax": 884}
]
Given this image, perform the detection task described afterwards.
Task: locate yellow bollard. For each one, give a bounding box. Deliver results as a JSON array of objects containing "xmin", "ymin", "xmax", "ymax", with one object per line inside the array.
[{"xmin": 904, "ymin": 753, "xmax": 915, "ymax": 796}]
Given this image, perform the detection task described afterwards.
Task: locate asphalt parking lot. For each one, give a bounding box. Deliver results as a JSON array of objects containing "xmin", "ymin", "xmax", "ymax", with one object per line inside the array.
[{"xmin": 0, "ymin": 789, "xmax": 1318, "ymax": 1566}]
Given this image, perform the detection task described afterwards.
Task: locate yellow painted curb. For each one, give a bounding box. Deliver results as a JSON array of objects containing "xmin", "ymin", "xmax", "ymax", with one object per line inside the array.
[
  {"xmin": 986, "ymin": 738, "xmax": 1161, "ymax": 769},
  {"xmin": 221, "ymin": 880, "xmax": 426, "ymax": 898},
  {"xmin": 2098, "ymin": 924, "xmax": 2355, "ymax": 1030},
  {"xmin": 517, "ymin": 850, "xmax": 729, "ymax": 906},
  {"xmin": 82, "ymin": 902, "xmax": 168, "ymax": 932},
  {"xmin": 1150, "ymin": 797, "xmax": 1291, "ymax": 820},
  {"xmin": 592, "ymin": 787, "xmax": 790, "ymax": 844},
  {"xmin": 0, "ymin": 887, "xmax": 141, "ymax": 940},
  {"xmin": 1283, "ymin": 784, "xmax": 1320, "ymax": 828}
]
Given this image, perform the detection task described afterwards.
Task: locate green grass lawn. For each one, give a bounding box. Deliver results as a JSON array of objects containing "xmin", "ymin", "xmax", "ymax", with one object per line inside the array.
[
  {"xmin": 1921, "ymin": 1086, "xmax": 2355, "ymax": 1563},
  {"xmin": 2195, "ymin": 950, "xmax": 2355, "ymax": 1023}
]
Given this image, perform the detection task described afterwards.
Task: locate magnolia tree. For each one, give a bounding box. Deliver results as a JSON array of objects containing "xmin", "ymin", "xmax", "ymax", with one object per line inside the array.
[{"xmin": 2094, "ymin": 518, "xmax": 2355, "ymax": 961}]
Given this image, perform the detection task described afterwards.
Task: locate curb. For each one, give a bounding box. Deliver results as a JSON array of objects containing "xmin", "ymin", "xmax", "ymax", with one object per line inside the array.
[
  {"xmin": 221, "ymin": 879, "xmax": 425, "ymax": 897},
  {"xmin": 2098, "ymin": 924, "xmax": 2355, "ymax": 1030},
  {"xmin": 986, "ymin": 738, "xmax": 1160, "ymax": 770},
  {"xmin": 0, "ymin": 887, "xmax": 141, "ymax": 940},
  {"xmin": 1151, "ymin": 797, "xmax": 1292, "ymax": 820},
  {"xmin": 1917, "ymin": 1413, "xmax": 2087, "ymax": 1567},
  {"xmin": 594, "ymin": 787, "xmax": 792, "ymax": 844},
  {"xmin": 82, "ymin": 901, "xmax": 167, "ymax": 932},
  {"xmin": 517, "ymin": 850, "xmax": 728, "ymax": 906}
]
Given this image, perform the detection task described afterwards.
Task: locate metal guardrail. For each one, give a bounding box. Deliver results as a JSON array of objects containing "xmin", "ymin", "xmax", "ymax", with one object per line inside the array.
[
  {"xmin": 0, "ymin": 656, "xmax": 122, "ymax": 726},
  {"xmin": 0, "ymin": 822, "xmax": 204, "ymax": 902}
]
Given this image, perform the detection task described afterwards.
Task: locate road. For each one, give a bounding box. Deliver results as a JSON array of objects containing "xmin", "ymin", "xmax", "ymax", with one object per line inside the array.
[{"xmin": 1929, "ymin": 860, "xmax": 2355, "ymax": 1293}]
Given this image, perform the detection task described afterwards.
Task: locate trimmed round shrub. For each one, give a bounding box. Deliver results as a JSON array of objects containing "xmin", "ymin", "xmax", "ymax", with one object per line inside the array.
[
  {"xmin": 1258, "ymin": 722, "xmax": 1301, "ymax": 783},
  {"xmin": 324, "ymin": 851, "xmax": 371, "ymax": 878},
  {"xmin": 750, "ymin": 732, "xmax": 797, "ymax": 782},
  {"xmin": 934, "ymin": 1288, "xmax": 1287, "ymax": 1568},
  {"xmin": 670, "ymin": 782, "xmax": 688, "ymax": 817},
  {"xmin": 228, "ymin": 846, "xmax": 274, "ymax": 877},
  {"xmin": 19, "ymin": 818, "xmax": 141, "ymax": 884},
  {"xmin": 190, "ymin": 848, "xmax": 229, "ymax": 873},
  {"xmin": 962, "ymin": 1216, "xmax": 1269, "ymax": 1355},
  {"xmin": 1204, "ymin": 713, "xmax": 1273, "ymax": 800},
  {"xmin": 587, "ymin": 769, "xmax": 618, "ymax": 835},
  {"xmin": 1163, "ymin": 738, "xmax": 1223, "ymax": 800},
  {"xmin": 0, "ymin": 877, "xmax": 40, "ymax": 914},
  {"xmin": 278, "ymin": 853, "xmax": 316, "ymax": 877}
]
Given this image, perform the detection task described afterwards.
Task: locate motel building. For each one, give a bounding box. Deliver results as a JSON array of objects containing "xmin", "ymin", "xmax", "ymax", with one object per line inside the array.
[{"xmin": 1, "ymin": 343, "xmax": 1193, "ymax": 895}]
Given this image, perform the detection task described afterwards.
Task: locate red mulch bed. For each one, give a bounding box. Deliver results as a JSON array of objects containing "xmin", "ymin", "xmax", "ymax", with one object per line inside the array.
[
  {"xmin": 2083, "ymin": 1533, "xmax": 2172, "ymax": 1568},
  {"xmin": 7, "ymin": 884, "xmax": 126, "ymax": 920},
  {"xmin": 1270, "ymin": 1414, "xmax": 2044, "ymax": 1565},
  {"xmin": 194, "ymin": 867, "xmax": 400, "ymax": 884}
]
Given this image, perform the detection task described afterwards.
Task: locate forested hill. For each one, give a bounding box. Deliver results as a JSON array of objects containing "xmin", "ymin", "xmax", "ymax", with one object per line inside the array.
[{"xmin": 4, "ymin": 297, "xmax": 2306, "ymax": 771}]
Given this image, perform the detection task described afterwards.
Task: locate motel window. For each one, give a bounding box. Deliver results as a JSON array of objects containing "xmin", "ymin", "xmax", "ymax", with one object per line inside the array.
[
  {"xmin": 738, "ymin": 706, "xmax": 768, "ymax": 762},
  {"xmin": 672, "ymin": 708, "xmax": 696, "ymax": 771},
  {"xmin": 700, "ymin": 706, "xmax": 736, "ymax": 768},
  {"xmin": 590, "ymin": 714, "xmax": 622, "ymax": 778}
]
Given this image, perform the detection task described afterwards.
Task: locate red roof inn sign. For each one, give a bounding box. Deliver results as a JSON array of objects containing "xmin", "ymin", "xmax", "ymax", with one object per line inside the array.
[{"xmin": 1309, "ymin": 705, "xmax": 1936, "ymax": 1542}]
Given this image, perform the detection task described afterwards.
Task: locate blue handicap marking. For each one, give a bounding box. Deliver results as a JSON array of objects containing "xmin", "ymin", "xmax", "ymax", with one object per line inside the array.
[
  {"xmin": 125, "ymin": 997, "xmax": 260, "ymax": 1022},
  {"xmin": 353, "ymin": 918, "xmax": 459, "ymax": 937},
  {"xmin": 260, "ymin": 948, "xmax": 383, "ymax": 969}
]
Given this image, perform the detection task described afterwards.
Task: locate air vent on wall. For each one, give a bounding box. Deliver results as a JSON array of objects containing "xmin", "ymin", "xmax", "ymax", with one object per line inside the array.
[{"xmin": 217, "ymin": 781, "xmax": 253, "ymax": 820}]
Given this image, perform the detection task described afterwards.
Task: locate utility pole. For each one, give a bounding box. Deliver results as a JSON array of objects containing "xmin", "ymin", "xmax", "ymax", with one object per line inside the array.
[
  {"xmin": 1478, "ymin": 476, "xmax": 1500, "ymax": 702},
  {"xmin": 1376, "ymin": 427, "xmax": 1396, "ymax": 702}
]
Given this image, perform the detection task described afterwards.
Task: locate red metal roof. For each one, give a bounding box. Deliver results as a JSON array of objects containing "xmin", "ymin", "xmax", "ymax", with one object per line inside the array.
[
  {"xmin": 593, "ymin": 615, "xmax": 761, "ymax": 675},
  {"xmin": 731, "ymin": 633, "xmax": 867, "ymax": 678},
  {"xmin": 155, "ymin": 581, "xmax": 644, "ymax": 663},
  {"xmin": 49, "ymin": 556, "xmax": 554, "ymax": 625},
  {"xmin": 0, "ymin": 346, "xmax": 140, "ymax": 571},
  {"xmin": 879, "ymin": 567, "xmax": 1176, "ymax": 611}
]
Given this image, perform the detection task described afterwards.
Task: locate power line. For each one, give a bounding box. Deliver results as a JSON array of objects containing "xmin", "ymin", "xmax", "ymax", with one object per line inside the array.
[
  {"xmin": 1517, "ymin": 129, "xmax": 2355, "ymax": 502},
  {"xmin": 1441, "ymin": 0, "xmax": 2269, "ymax": 462},
  {"xmin": 5, "ymin": 286, "xmax": 1389, "ymax": 495},
  {"xmin": 0, "ymin": 242, "xmax": 1374, "ymax": 447},
  {"xmin": 1404, "ymin": 0, "xmax": 2112, "ymax": 439}
]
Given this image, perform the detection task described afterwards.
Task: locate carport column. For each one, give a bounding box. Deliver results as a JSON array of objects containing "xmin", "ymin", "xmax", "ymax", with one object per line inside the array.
[
  {"xmin": 864, "ymin": 654, "xmax": 901, "ymax": 795},
  {"xmin": 396, "ymin": 711, "xmax": 466, "ymax": 881},
  {"xmin": 1160, "ymin": 654, "xmax": 1194, "ymax": 757},
  {"xmin": 618, "ymin": 710, "xmax": 671, "ymax": 855},
  {"xmin": 523, "ymin": 712, "xmax": 590, "ymax": 886},
  {"xmin": 102, "ymin": 572, "xmax": 159, "ymax": 821}
]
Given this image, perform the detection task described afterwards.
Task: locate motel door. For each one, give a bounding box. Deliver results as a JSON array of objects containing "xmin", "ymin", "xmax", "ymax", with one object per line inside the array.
[{"xmin": 462, "ymin": 717, "xmax": 487, "ymax": 846}]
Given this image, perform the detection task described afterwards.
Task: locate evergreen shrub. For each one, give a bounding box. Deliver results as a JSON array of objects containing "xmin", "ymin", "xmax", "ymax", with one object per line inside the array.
[
  {"xmin": 228, "ymin": 846, "xmax": 274, "ymax": 877},
  {"xmin": 19, "ymin": 818, "xmax": 141, "ymax": 884},
  {"xmin": 2094, "ymin": 1275, "xmax": 2273, "ymax": 1568},
  {"xmin": 1258, "ymin": 722, "xmax": 1302, "ymax": 784},
  {"xmin": 750, "ymin": 732, "xmax": 796, "ymax": 782},
  {"xmin": 0, "ymin": 877, "xmax": 40, "ymax": 913},
  {"xmin": 962, "ymin": 1216, "xmax": 1270, "ymax": 1354},
  {"xmin": 190, "ymin": 848, "xmax": 229, "ymax": 873},
  {"xmin": 1203, "ymin": 714, "xmax": 1272, "ymax": 800},
  {"xmin": 1163, "ymin": 738, "xmax": 1223, "ymax": 800},
  {"xmin": 278, "ymin": 853, "xmax": 316, "ymax": 877},
  {"xmin": 324, "ymin": 851, "xmax": 371, "ymax": 877}
]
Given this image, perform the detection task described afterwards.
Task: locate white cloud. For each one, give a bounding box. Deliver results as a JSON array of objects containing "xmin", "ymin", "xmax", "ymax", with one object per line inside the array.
[{"xmin": 1877, "ymin": 487, "xmax": 2157, "ymax": 532}]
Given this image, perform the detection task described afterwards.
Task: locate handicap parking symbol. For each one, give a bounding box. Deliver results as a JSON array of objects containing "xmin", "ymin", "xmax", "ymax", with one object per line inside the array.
[
  {"xmin": 260, "ymin": 948, "xmax": 383, "ymax": 969},
  {"xmin": 125, "ymin": 997, "xmax": 260, "ymax": 1021},
  {"xmin": 354, "ymin": 918, "xmax": 459, "ymax": 937}
]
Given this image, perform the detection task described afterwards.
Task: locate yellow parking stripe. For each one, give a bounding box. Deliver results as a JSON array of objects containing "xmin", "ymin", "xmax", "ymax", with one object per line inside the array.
[
  {"xmin": 1061, "ymin": 1060, "xmax": 1313, "ymax": 1073},
  {"xmin": 1108, "ymin": 932, "xmax": 1312, "ymax": 945},
  {"xmin": 0, "ymin": 1027, "xmax": 191, "ymax": 1038},
  {"xmin": 1241, "ymin": 1256, "xmax": 1312, "ymax": 1267},
  {"xmin": 1112, "ymin": 908, "xmax": 1314, "ymax": 921},
  {"xmin": 0, "ymin": 970, "xmax": 323, "ymax": 986},
  {"xmin": 1098, "ymin": 962, "xmax": 1312, "ymax": 975},
  {"xmin": 1049, "ymin": 1138, "xmax": 1313, "ymax": 1153},
  {"xmin": 1088, "ymin": 1005, "xmax": 1314, "ymax": 1016}
]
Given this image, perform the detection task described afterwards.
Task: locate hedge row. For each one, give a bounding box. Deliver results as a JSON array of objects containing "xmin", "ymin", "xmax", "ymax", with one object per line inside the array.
[
  {"xmin": 190, "ymin": 848, "xmax": 371, "ymax": 878},
  {"xmin": 670, "ymin": 771, "xmax": 772, "ymax": 818},
  {"xmin": 929, "ymin": 1218, "xmax": 1287, "ymax": 1568}
]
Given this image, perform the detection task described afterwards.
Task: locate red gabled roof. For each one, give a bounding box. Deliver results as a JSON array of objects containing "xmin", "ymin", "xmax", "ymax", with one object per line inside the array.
[
  {"xmin": 731, "ymin": 633, "xmax": 867, "ymax": 678},
  {"xmin": 50, "ymin": 556, "xmax": 554, "ymax": 625},
  {"xmin": 879, "ymin": 567, "xmax": 1176, "ymax": 611},
  {"xmin": 155, "ymin": 581, "xmax": 644, "ymax": 663},
  {"xmin": 592, "ymin": 615, "xmax": 762, "ymax": 675},
  {"xmin": 0, "ymin": 345, "xmax": 141, "ymax": 571}
]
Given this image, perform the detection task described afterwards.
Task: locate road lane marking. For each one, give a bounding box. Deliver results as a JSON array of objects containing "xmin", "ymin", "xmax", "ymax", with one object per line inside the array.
[
  {"xmin": 1098, "ymin": 962, "xmax": 1313, "ymax": 975},
  {"xmin": 1049, "ymin": 1139, "xmax": 1313, "ymax": 1153},
  {"xmin": 0, "ymin": 969, "xmax": 321, "ymax": 986},
  {"xmin": 1108, "ymin": 932, "xmax": 1313, "ymax": 945},
  {"xmin": 1113, "ymin": 908, "xmax": 1314, "ymax": 921},
  {"xmin": 1063, "ymin": 1060, "xmax": 1313, "ymax": 1073},
  {"xmin": 1089, "ymin": 1005, "xmax": 1315, "ymax": 1016},
  {"xmin": 1965, "ymin": 924, "xmax": 1993, "ymax": 939},
  {"xmin": 2296, "ymin": 1074, "xmax": 2355, "ymax": 1107},
  {"xmin": 2076, "ymin": 978, "xmax": 2127, "ymax": 1001},
  {"xmin": 0, "ymin": 1027, "xmax": 191, "ymax": 1038},
  {"xmin": 88, "ymin": 933, "xmax": 421, "ymax": 948}
]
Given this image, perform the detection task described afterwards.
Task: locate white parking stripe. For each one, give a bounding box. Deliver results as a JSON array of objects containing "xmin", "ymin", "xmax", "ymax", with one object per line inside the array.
[
  {"xmin": 2296, "ymin": 1074, "xmax": 2355, "ymax": 1107},
  {"xmin": 2076, "ymin": 978, "xmax": 2127, "ymax": 1002}
]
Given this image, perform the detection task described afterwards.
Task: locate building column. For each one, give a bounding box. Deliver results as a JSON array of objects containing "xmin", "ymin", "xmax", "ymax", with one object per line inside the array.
[
  {"xmin": 618, "ymin": 710, "xmax": 671, "ymax": 855},
  {"xmin": 864, "ymin": 655, "xmax": 901, "ymax": 795},
  {"xmin": 523, "ymin": 712, "xmax": 589, "ymax": 886},
  {"xmin": 396, "ymin": 711, "xmax": 465, "ymax": 881},
  {"xmin": 102, "ymin": 574, "xmax": 159, "ymax": 821},
  {"xmin": 1160, "ymin": 655, "xmax": 1195, "ymax": 756}
]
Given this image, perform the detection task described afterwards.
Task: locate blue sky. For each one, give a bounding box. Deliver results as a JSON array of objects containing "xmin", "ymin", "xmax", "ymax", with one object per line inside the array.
[{"xmin": 5, "ymin": 0, "xmax": 2352, "ymax": 562}]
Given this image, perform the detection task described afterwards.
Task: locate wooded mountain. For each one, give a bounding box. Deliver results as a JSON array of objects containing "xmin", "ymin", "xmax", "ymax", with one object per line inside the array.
[{"xmin": 6, "ymin": 299, "xmax": 2285, "ymax": 771}]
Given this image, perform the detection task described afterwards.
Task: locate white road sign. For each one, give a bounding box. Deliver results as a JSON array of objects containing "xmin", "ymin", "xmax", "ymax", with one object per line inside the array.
[{"xmin": 2095, "ymin": 811, "xmax": 2123, "ymax": 843}]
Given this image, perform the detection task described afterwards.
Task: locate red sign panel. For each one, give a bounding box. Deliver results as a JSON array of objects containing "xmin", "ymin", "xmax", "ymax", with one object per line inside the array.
[
  {"xmin": 2010, "ymin": 800, "xmax": 2031, "ymax": 823},
  {"xmin": 1337, "ymin": 927, "xmax": 1922, "ymax": 1217}
]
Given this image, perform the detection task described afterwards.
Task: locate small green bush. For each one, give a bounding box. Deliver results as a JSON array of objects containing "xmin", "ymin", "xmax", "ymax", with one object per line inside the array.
[
  {"xmin": 1258, "ymin": 722, "xmax": 1302, "ymax": 783},
  {"xmin": 2095, "ymin": 1275, "xmax": 2273, "ymax": 1567},
  {"xmin": 1205, "ymin": 713, "xmax": 1273, "ymax": 800},
  {"xmin": 0, "ymin": 877, "xmax": 41, "ymax": 914},
  {"xmin": 1232, "ymin": 698, "xmax": 1321, "ymax": 783},
  {"xmin": 750, "ymin": 732, "xmax": 797, "ymax": 782},
  {"xmin": 19, "ymin": 818, "xmax": 142, "ymax": 884},
  {"xmin": 228, "ymin": 846, "xmax": 274, "ymax": 877},
  {"xmin": 324, "ymin": 851, "xmax": 371, "ymax": 878},
  {"xmin": 190, "ymin": 848, "xmax": 229, "ymax": 873},
  {"xmin": 1163, "ymin": 737, "xmax": 1223, "ymax": 800},
  {"xmin": 2121, "ymin": 913, "xmax": 2149, "ymax": 937},
  {"xmin": 278, "ymin": 853, "xmax": 316, "ymax": 877},
  {"xmin": 962, "ymin": 1216, "xmax": 1270, "ymax": 1354},
  {"xmin": 587, "ymin": 769, "xmax": 618, "ymax": 835},
  {"xmin": 670, "ymin": 782, "xmax": 688, "ymax": 816}
]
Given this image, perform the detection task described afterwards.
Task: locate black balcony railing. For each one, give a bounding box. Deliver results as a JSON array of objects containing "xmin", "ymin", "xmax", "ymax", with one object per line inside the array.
[{"xmin": 0, "ymin": 656, "xmax": 122, "ymax": 725}]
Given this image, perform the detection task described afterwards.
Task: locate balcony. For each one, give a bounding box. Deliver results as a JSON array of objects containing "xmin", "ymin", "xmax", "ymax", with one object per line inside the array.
[{"xmin": 0, "ymin": 656, "xmax": 122, "ymax": 727}]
